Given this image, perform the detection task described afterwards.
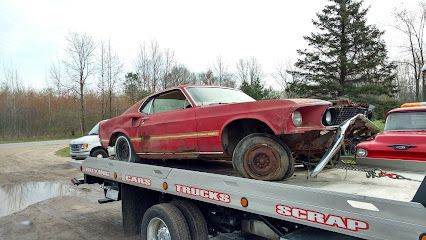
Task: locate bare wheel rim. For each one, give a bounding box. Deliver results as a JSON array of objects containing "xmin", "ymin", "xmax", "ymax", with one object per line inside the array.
[
  {"xmin": 96, "ymin": 153, "xmax": 103, "ymax": 158},
  {"xmin": 116, "ymin": 137, "xmax": 131, "ymax": 161},
  {"xmin": 244, "ymin": 143, "xmax": 280, "ymax": 178},
  {"xmin": 147, "ymin": 217, "xmax": 171, "ymax": 240}
]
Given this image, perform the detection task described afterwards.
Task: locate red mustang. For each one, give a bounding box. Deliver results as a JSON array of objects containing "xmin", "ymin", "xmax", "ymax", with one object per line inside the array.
[
  {"xmin": 99, "ymin": 85, "xmax": 352, "ymax": 180},
  {"xmin": 356, "ymin": 103, "xmax": 426, "ymax": 171}
]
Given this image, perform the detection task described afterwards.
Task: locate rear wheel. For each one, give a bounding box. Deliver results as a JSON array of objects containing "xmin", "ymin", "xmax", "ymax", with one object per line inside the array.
[
  {"xmin": 141, "ymin": 203, "xmax": 191, "ymax": 240},
  {"xmin": 232, "ymin": 133, "xmax": 294, "ymax": 181},
  {"xmin": 172, "ymin": 200, "xmax": 208, "ymax": 240},
  {"xmin": 115, "ymin": 135, "xmax": 136, "ymax": 162}
]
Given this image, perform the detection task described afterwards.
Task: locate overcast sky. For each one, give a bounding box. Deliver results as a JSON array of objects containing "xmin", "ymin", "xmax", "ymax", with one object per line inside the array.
[{"xmin": 0, "ymin": 0, "xmax": 421, "ymax": 89}]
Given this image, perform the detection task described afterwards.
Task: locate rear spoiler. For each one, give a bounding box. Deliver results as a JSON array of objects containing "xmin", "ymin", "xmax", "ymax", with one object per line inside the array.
[{"xmin": 413, "ymin": 176, "xmax": 426, "ymax": 207}]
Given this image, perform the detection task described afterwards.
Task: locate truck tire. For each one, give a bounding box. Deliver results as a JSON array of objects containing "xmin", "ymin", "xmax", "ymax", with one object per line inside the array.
[
  {"xmin": 232, "ymin": 133, "xmax": 294, "ymax": 181},
  {"xmin": 115, "ymin": 135, "xmax": 136, "ymax": 162},
  {"xmin": 141, "ymin": 203, "xmax": 191, "ymax": 240},
  {"xmin": 172, "ymin": 200, "xmax": 208, "ymax": 240},
  {"xmin": 90, "ymin": 148, "xmax": 108, "ymax": 158}
]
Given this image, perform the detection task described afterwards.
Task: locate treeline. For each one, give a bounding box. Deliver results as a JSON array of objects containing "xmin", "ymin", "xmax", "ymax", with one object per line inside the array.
[
  {"xmin": 0, "ymin": 72, "xmax": 129, "ymax": 140},
  {"xmin": 2, "ymin": 0, "xmax": 425, "ymax": 141},
  {"xmin": 0, "ymin": 36, "xmax": 276, "ymax": 141}
]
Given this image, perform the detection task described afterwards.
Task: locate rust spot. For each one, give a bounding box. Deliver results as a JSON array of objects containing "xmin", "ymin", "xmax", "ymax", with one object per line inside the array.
[{"xmin": 243, "ymin": 143, "xmax": 281, "ymax": 180}]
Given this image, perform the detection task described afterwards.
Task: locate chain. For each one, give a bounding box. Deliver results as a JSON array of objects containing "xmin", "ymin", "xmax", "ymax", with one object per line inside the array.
[{"xmin": 334, "ymin": 160, "xmax": 422, "ymax": 182}]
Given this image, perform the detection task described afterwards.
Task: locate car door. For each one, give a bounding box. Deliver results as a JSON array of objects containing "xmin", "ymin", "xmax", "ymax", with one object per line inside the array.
[{"xmin": 138, "ymin": 89, "xmax": 197, "ymax": 156}]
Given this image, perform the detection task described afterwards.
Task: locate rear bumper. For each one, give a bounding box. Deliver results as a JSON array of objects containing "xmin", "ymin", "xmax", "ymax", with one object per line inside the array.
[
  {"xmin": 356, "ymin": 157, "xmax": 426, "ymax": 172},
  {"xmin": 70, "ymin": 151, "xmax": 90, "ymax": 160}
]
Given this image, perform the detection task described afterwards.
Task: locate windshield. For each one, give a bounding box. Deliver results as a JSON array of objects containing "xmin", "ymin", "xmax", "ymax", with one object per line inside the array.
[
  {"xmin": 384, "ymin": 111, "xmax": 426, "ymax": 131},
  {"xmin": 88, "ymin": 122, "xmax": 100, "ymax": 135},
  {"xmin": 186, "ymin": 87, "xmax": 255, "ymax": 106}
]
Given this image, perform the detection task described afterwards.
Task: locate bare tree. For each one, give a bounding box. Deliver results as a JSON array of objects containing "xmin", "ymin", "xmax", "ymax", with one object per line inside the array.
[
  {"xmin": 135, "ymin": 43, "xmax": 151, "ymax": 92},
  {"xmin": 162, "ymin": 49, "xmax": 175, "ymax": 89},
  {"xmin": 105, "ymin": 40, "xmax": 123, "ymax": 118},
  {"xmin": 394, "ymin": 3, "xmax": 426, "ymax": 101},
  {"xmin": 272, "ymin": 61, "xmax": 297, "ymax": 98},
  {"xmin": 97, "ymin": 41, "xmax": 107, "ymax": 118},
  {"xmin": 236, "ymin": 59, "xmax": 248, "ymax": 83},
  {"xmin": 395, "ymin": 61, "xmax": 417, "ymax": 101},
  {"xmin": 213, "ymin": 56, "xmax": 235, "ymax": 87},
  {"xmin": 63, "ymin": 32, "xmax": 96, "ymax": 134},
  {"xmin": 49, "ymin": 60, "xmax": 63, "ymax": 95},
  {"xmin": 214, "ymin": 56, "xmax": 226, "ymax": 86},
  {"xmin": 150, "ymin": 40, "xmax": 163, "ymax": 92},
  {"xmin": 236, "ymin": 57, "xmax": 263, "ymax": 84}
]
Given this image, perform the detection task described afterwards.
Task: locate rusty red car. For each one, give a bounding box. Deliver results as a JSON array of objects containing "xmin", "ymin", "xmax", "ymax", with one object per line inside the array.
[
  {"xmin": 99, "ymin": 85, "xmax": 352, "ymax": 180},
  {"xmin": 356, "ymin": 103, "xmax": 426, "ymax": 171}
]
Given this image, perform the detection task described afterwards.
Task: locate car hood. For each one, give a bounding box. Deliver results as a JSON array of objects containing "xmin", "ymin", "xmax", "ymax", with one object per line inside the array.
[
  {"xmin": 373, "ymin": 131, "xmax": 426, "ymax": 144},
  {"xmin": 70, "ymin": 135, "xmax": 99, "ymax": 144}
]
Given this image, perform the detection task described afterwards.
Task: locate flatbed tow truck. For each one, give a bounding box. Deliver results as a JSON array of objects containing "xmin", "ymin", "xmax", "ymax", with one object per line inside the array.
[{"xmin": 70, "ymin": 116, "xmax": 426, "ymax": 240}]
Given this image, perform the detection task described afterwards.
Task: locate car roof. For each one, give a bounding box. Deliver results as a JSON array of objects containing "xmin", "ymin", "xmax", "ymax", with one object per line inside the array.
[{"xmin": 388, "ymin": 106, "xmax": 426, "ymax": 114}]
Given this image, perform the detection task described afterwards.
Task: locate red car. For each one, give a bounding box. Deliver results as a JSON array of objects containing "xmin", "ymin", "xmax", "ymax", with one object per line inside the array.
[
  {"xmin": 99, "ymin": 85, "xmax": 352, "ymax": 180},
  {"xmin": 356, "ymin": 103, "xmax": 426, "ymax": 171}
]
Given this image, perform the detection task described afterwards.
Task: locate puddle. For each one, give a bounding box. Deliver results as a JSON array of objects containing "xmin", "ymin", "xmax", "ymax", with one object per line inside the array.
[{"xmin": 0, "ymin": 182, "xmax": 77, "ymax": 217}]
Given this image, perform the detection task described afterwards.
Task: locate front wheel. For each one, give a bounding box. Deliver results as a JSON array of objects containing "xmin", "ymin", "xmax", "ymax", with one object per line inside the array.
[
  {"xmin": 115, "ymin": 135, "xmax": 136, "ymax": 162},
  {"xmin": 90, "ymin": 148, "xmax": 108, "ymax": 158},
  {"xmin": 232, "ymin": 133, "xmax": 294, "ymax": 181}
]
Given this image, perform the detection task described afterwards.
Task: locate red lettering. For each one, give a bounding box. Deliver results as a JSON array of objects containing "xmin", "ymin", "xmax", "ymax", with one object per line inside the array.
[{"xmin": 275, "ymin": 205, "xmax": 369, "ymax": 232}]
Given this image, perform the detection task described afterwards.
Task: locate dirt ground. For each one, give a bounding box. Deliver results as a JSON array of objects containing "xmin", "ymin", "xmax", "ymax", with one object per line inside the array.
[
  {"xmin": 0, "ymin": 140, "xmax": 125, "ymax": 240},
  {"xmin": 0, "ymin": 140, "xmax": 241, "ymax": 240}
]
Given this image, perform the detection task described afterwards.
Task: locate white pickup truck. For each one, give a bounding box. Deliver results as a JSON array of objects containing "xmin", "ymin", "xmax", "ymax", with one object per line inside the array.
[{"xmin": 69, "ymin": 122, "xmax": 108, "ymax": 160}]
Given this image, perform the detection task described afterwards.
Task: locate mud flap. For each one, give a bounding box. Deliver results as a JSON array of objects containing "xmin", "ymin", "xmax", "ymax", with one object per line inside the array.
[
  {"xmin": 121, "ymin": 184, "xmax": 158, "ymax": 237},
  {"xmin": 412, "ymin": 176, "xmax": 426, "ymax": 207}
]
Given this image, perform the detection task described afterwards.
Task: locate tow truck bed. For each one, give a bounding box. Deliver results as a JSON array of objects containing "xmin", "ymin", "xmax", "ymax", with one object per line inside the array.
[{"xmin": 78, "ymin": 157, "xmax": 426, "ymax": 240}]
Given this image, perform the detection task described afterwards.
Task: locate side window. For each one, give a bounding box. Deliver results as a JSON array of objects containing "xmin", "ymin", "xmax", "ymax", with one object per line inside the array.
[
  {"xmin": 141, "ymin": 98, "xmax": 154, "ymax": 114},
  {"xmin": 151, "ymin": 90, "xmax": 190, "ymax": 114}
]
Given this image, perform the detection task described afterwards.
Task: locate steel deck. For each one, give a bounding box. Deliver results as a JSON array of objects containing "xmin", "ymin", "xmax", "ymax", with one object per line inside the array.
[{"xmin": 79, "ymin": 157, "xmax": 426, "ymax": 240}]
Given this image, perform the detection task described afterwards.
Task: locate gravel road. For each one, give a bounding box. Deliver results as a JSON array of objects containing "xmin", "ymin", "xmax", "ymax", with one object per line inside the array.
[
  {"xmin": 0, "ymin": 140, "xmax": 243, "ymax": 240},
  {"xmin": 0, "ymin": 140, "xmax": 124, "ymax": 240}
]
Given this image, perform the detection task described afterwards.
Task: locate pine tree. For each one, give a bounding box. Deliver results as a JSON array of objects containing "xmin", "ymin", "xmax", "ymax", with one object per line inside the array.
[
  {"xmin": 289, "ymin": 0, "xmax": 397, "ymax": 100},
  {"xmin": 240, "ymin": 78, "xmax": 280, "ymax": 100}
]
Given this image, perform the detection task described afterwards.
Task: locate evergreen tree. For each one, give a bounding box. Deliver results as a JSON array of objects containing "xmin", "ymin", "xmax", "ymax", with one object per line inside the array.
[
  {"xmin": 240, "ymin": 78, "xmax": 280, "ymax": 100},
  {"xmin": 289, "ymin": 0, "xmax": 396, "ymax": 100}
]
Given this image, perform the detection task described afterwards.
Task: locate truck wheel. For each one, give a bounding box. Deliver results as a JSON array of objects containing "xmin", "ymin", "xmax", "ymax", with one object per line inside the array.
[
  {"xmin": 90, "ymin": 148, "xmax": 108, "ymax": 158},
  {"xmin": 172, "ymin": 200, "xmax": 208, "ymax": 240},
  {"xmin": 233, "ymin": 133, "xmax": 294, "ymax": 181},
  {"xmin": 115, "ymin": 135, "xmax": 136, "ymax": 162},
  {"xmin": 141, "ymin": 203, "xmax": 190, "ymax": 240}
]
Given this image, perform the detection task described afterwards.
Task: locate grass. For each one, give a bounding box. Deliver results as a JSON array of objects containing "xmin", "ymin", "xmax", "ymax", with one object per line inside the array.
[
  {"xmin": 55, "ymin": 146, "xmax": 70, "ymax": 158},
  {"xmin": 372, "ymin": 119, "xmax": 385, "ymax": 132},
  {"xmin": 0, "ymin": 134, "xmax": 79, "ymax": 144}
]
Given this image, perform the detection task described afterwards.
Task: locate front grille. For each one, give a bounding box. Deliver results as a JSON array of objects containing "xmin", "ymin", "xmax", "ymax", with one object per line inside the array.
[
  {"xmin": 70, "ymin": 144, "xmax": 82, "ymax": 152},
  {"xmin": 331, "ymin": 107, "xmax": 367, "ymax": 125}
]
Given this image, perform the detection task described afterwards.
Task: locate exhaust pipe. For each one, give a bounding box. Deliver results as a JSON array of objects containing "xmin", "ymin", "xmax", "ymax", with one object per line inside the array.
[{"xmin": 310, "ymin": 114, "xmax": 379, "ymax": 178}]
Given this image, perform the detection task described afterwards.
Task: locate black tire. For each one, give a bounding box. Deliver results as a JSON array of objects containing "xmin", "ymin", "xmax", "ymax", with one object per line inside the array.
[
  {"xmin": 90, "ymin": 148, "xmax": 108, "ymax": 158},
  {"xmin": 172, "ymin": 200, "xmax": 208, "ymax": 240},
  {"xmin": 232, "ymin": 133, "xmax": 294, "ymax": 181},
  {"xmin": 115, "ymin": 135, "xmax": 136, "ymax": 162},
  {"xmin": 141, "ymin": 203, "xmax": 191, "ymax": 240}
]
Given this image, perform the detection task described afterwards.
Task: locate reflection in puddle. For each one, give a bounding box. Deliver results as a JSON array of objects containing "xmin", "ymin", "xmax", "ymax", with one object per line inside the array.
[{"xmin": 0, "ymin": 182, "xmax": 77, "ymax": 217}]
